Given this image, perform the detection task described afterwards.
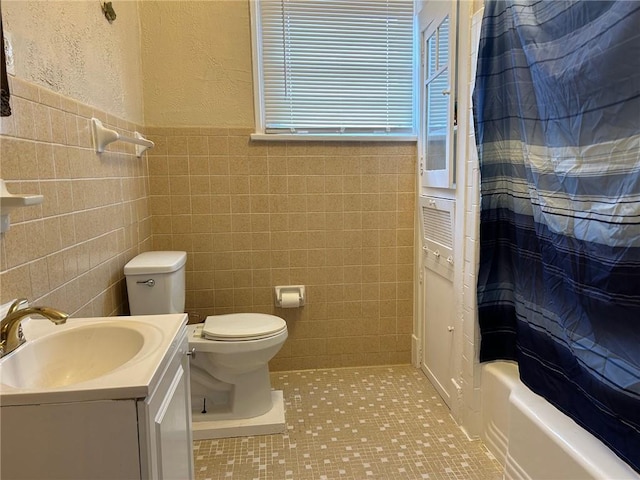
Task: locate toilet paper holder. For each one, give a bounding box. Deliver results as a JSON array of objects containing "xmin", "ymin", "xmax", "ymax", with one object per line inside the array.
[{"xmin": 274, "ymin": 285, "xmax": 306, "ymax": 308}]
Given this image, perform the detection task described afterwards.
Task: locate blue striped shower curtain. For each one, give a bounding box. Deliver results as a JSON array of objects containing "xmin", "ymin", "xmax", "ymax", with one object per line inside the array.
[{"xmin": 473, "ymin": 0, "xmax": 640, "ymax": 471}]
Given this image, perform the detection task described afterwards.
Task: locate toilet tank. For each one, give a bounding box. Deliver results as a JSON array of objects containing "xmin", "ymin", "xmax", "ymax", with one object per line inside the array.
[{"xmin": 124, "ymin": 251, "xmax": 187, "ymax": 315}]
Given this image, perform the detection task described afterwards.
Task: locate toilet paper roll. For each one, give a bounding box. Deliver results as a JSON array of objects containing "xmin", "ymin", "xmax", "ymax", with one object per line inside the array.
[{"xmin": 280, "ymin": 291, "xmax": 300, "ymax": 308}]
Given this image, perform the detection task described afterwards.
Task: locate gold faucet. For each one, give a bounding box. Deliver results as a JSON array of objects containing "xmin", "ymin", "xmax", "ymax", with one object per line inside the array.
[{"xmin": 0, "ymin": 298, "xmax": 68, "ymax": 358}]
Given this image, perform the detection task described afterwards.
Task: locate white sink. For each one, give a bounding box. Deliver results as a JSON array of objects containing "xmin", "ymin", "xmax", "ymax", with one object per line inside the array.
[
  {"xmin": 0, "ymin": 314, "xmax": 187, "ymax": 406},
  {"xmin": 1, "ymin": 323, "xmax": 148, "ymax": 389}
]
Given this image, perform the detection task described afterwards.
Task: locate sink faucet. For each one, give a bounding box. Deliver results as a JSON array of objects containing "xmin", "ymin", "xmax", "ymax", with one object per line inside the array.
[{"xmin": 0, "ymin": 298, "xmax": 68, "ymax": 358}]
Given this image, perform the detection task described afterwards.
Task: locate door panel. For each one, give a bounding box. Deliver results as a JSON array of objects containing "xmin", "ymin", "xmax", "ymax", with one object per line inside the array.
[
  {"xmin": 418, "ymin": 196, "xmax": 456, "ymax": 407},
  {"xmin": 418, "ymin": 0, "xmax": 457, "ymax": 190},
  {"xmin": 154, "ymin": 365, "xmax": 192, "ymax": 480},
  {"xmin": 421, "ymin": 263, "xmax": 455, "ymax": 406}
]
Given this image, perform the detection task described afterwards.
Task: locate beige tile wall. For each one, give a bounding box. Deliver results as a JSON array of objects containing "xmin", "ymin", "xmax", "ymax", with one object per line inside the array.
[
  {"xmin": 0, "ymin": 77, "xmax": 152, "ymax": 316},
  {"xmin": 0, "ymin": 77, "xmax": 417, "ymax": 369},
  {"xmin": 146, "ymin": 127, "xmax": 416, "ymax": 370}
]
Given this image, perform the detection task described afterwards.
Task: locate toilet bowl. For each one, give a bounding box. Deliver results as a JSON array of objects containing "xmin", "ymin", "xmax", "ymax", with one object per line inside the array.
[
  {"xmin": 188, "ymin": 314, "xmax": 288, "ymax": 419},
  {"xmin": 124, "ymin": 251, "xmax": 288, "ymax": 433}
]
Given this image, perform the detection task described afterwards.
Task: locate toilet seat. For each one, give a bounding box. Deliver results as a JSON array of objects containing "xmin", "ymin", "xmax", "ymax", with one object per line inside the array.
[{"xmin": 202, "ymin": 313, "xmax": 287, "ymax": 341}]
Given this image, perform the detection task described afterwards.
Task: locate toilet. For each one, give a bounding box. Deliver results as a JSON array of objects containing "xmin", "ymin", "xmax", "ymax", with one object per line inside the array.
[
  {"xmin": 188, "ymin": 315, "xmax": 287, "ymax": 419},
  {"xmin": 124, "ymin": 251, "xmax": 288, "ymax": 437}
]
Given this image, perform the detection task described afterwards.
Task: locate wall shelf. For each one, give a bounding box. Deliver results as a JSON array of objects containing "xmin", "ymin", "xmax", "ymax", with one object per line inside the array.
[
  {"xmin": 0, "ymin": 179, "xmax": 44, "ymax": 233},
  {"xmin": 91, "ymin": 118, "xmax": 154, "ymax": 158}
]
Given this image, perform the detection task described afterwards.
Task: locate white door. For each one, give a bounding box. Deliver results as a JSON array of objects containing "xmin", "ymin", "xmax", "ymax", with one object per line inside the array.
[
  {"xmin": 416, "ymin": 0, "xmax": 458, "ymax": 408},
  {"xmin": 418, "ymin": 0, "xmax": 457, "ymax": 190},
  {"xmin": 154, "ymin": 365, "xmax": 192, "ymax": 480},
  {"xmin": 422, "ymin": 262, "xmax": 455, "ymax": 406},
  {"xmin": 419, "ymin": 196, "xmax": 455, "ymax": 407},
  {"xmin": 140, "ymin": 331, "xmax": 194, "ymax": 480}
]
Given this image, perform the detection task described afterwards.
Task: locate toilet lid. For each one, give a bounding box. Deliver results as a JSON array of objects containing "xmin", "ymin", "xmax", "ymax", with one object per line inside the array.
[{"xmin": 202, "ymin": 314, "xmax": 287, "ymax": 341}]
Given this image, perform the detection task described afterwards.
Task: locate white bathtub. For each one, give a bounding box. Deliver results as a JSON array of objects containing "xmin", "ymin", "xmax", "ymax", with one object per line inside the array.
[{"xmin": 481, "ymin": 361, "xmax": 639, "ymax": 480}]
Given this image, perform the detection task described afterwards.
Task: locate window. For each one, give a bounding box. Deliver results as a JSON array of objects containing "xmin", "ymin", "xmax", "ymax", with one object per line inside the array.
[{"xmin": 251, "ymin": 0, "xmax": 415, "ymax": 140}]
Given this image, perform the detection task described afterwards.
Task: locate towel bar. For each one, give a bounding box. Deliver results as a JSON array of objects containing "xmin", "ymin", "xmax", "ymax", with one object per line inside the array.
[{"xmin": 91, "ymin": 117, "xmax": 154, "ymax": 158}]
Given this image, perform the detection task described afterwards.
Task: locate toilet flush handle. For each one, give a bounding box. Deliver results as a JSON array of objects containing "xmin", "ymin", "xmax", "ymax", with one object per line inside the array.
[
  {"xmin": 186, "ymin": 347, "xmax": 196, "ymax": 358},
  {"xmin": 136, "ymin": 279, "xmax": 155, "ymax": 287}
]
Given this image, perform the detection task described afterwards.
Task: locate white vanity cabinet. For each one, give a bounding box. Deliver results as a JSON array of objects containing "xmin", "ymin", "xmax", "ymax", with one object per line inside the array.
[
  {"xmin": 0, "ymin": 318, "xmax": 194, "ymax": 480},
  {"xmin": 138, "ymin": 326, "xmax": 194, "ymax": 479}
]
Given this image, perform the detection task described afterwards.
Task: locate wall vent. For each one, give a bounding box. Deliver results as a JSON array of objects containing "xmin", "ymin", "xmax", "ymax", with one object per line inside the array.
[
  {"xmin": 422, "ymin": 204, "xmax": 453, "ymax": 250},
  {"xmin": 419, "ymin": 196, "xmax": 455, "ymax": 278},
  {"xmin": 420, "ymin": 196, "xmax": 455, "ymax": 252}
]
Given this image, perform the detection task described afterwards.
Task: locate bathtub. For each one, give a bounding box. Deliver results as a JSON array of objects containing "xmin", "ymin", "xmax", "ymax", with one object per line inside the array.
[{"xmin": 481, "ymin": 362, "xmax": 639, "ymax": 480}]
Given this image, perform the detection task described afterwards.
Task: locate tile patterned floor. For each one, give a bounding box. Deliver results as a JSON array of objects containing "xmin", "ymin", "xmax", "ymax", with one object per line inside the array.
[{"xmin": 193, "ymin": 365, "xmax": 502, "ymax": 479}]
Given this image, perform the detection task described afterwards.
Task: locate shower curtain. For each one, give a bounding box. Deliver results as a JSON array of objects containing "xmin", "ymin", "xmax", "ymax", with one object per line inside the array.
[{"xmin": 473, "ymin": 0, "xmax": 640, "ymax": 472}]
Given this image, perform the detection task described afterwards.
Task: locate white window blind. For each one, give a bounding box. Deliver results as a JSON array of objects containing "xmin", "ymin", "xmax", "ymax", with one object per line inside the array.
[{"xmin": 255, "ymin": 0, "xmax": 415, "ymax": 136}]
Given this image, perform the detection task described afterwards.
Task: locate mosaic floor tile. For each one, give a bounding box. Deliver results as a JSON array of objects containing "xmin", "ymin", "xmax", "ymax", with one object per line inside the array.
[{"xmin": 194, "ymin": 365, "xmax": 502, "ymax": 480}]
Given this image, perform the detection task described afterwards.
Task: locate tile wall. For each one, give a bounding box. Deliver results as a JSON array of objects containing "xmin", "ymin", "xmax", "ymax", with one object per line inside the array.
[
  {"xmin": 145, "ymin": 127, "xmax": 416, "ymax": 370},
  {"xmin": 460, "ymin": 9, "xmax": 484, "ymax": 435},
  {"xmin": 0, "ymin": 76, "xmax": 417, "ymax": 370},
  {"xmin": 0, "ymin": 77, "xmax": 152, "ymax": 316}
]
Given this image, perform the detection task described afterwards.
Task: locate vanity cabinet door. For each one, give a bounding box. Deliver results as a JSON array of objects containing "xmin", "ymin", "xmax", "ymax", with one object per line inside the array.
[
  {"xmin": 154, "ymin": 362, "xmax": 192, "ymax": 479},
  {"xmin": 138, "ymin": 328, "xmax": 194, "ymax": 480},
  {"xmin": 1, "ymin": 400, "xmax": 141, "ymax": 479}
]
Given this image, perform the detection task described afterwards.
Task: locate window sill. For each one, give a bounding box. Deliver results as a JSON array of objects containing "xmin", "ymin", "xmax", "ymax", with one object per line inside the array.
[{"xmin": 250, "ymin": 133, "xmax": 417, "ymax": 142}]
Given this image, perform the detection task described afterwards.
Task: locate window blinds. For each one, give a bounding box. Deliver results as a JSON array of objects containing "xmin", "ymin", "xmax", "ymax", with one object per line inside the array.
[{"xmin": 258, "ymin": 0, "xmax": 414, "ymax": 135}]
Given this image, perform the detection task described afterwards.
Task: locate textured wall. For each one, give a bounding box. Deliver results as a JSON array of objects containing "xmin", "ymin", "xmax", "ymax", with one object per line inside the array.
[
  {"xmin": 0, "ymin": 0, "xmax": 417, "ymax": 370},
  {"xmin": 137, "ymin": 0, "xmax": 417, "ymax": 370},
  {"xmin": 139, "ymin": 0, "xmax": 254, "ymax": 127},
  {"xmin": 0, "ymin": 1, "xmax": 150, "ymax": 314},
  {"xmin": 2, "ymin": 0, "xmax": 144, "ymax": 124}
]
